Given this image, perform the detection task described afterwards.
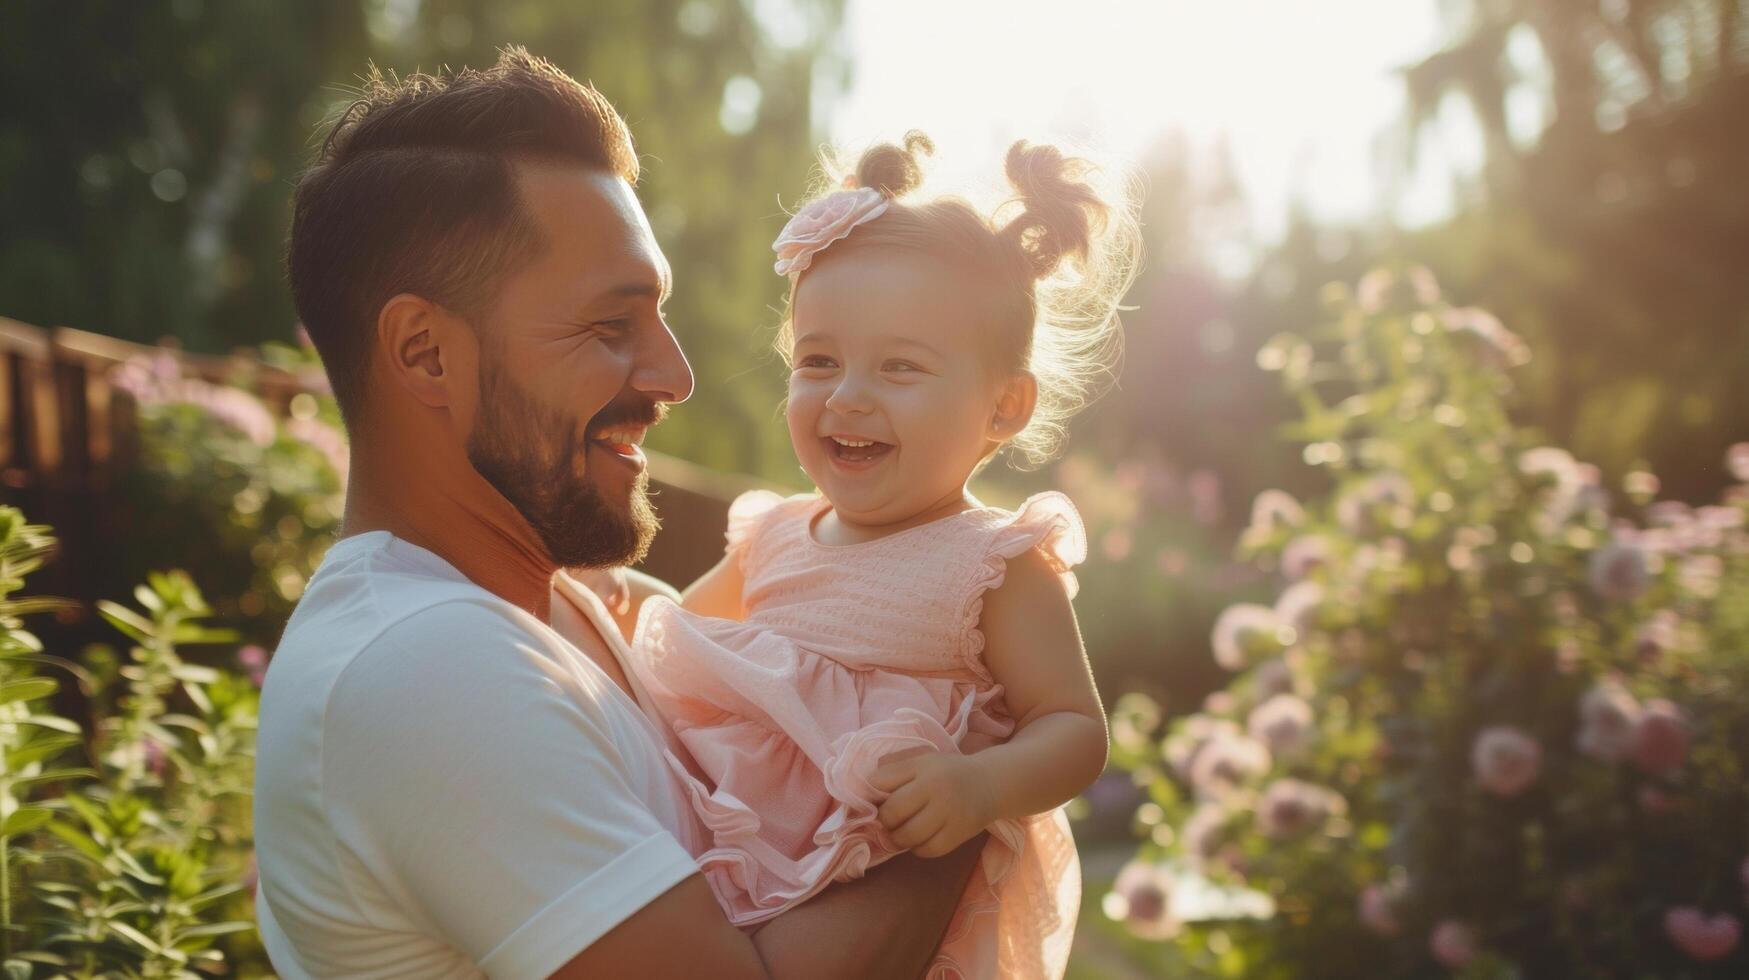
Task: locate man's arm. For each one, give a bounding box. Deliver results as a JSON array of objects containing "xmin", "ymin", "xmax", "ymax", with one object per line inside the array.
[{"xmin": 549, "ymin": 837, "xmax": 985, "ymax": 980}]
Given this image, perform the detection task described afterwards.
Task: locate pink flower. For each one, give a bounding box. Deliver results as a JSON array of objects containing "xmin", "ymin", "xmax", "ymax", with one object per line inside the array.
[
  {"xmin": 1280, "ymin": 534, "xmax": 1333, "ymax": 580},
  {"xmin": 286, "ymin": 416, "xmax": 351, "ymax": 482},
  {"xmin": 1247, "ymin": 489, "xmax": 1305, "ymax": 535},
  {"xmin": 1576, "ymin": 681, "xmax": 1642, "ymax": 762},
  {"xmin": 1248, "ymin": 656, "xmax": 1303, "ymax": 701},
  {"xmin": 1272, "ymin": 581, "xmax": 1323, "ymax": 633},
  {"xmin": 1188, "ymin": 733, "xmax": 1271, "ymax": 801},
  {"xmin": 1430, "ymin": 920, "xmax": 1478, "ymax": 968},
  {"xmin": 1589, "ymin": 538, "xmax": 1651, "ymax": 601},
  {"xmin": 1441, "ymin": 306, "xmax": 1530, "ymax": 366},
  {"xmin": 1181, "ymin": 804, "xmax": 1229, "ymax": 862},
  {"xmin": 1664, "ymin": 907, "xmax": 1741, "ymax": 961},
  {"xmin": 1472, "ymin": 726, "xmax": 1542, "ymax": 797},
  {"xmin": 1335, "ymin": 473, "xmax": 1413, "ymax": 534},
  {"xmin": 1106, "ymin": 859, "xmax": 1178, "ymax": 939},
  {"xmin": 1211, "ymin": 604, "xmax": 1285, "ymax": 671},
  {"xmin": 1247, "ymin": 694, "xmax": 1314, "ymax": 756},
  {"xmin": 1638, "ymin": 786, "xmax": 1677, "ymax": 814},
  {"xmin": 1728, "ymin": 443, "xmax": 1749, "ymax": 484},
  {"xmin": 1632, "ymin": 699, "xmax": 1690, "ymax": 775},
  {"xmin": 1101, "ymin": 528, "xmax": 1133, "ymax": 562},
  {"xmin": 237, "ymin": 644, "xmax": 270, "ymax": 687},
  {"xmin": 1358, "ymin": 879, "xmax": 1407, "ymax": 936},
  {"xmin": 1164, "ymin": 715, "xmax": 1241, "ymax": 780},
  {"xmin": 771, "ymin": 187, "xmax": 889, "ymax": 277},
  {"xmin": 1256, "ymin": 778, "xmax": 1344, "ymax": 839}
]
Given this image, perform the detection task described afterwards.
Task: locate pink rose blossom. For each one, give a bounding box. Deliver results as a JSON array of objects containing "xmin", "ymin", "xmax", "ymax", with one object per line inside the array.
[
  {"xmin": 1272, "ymin": 581, "xmax": 1323, "ymax": 633},
  {"xmin": 1442, "ymin": 306, "xmax": 1529, "ymax": 366},
  {"xmin": 1247, "ymin": 694, "xmax": 1314, "ymax": 756},
  {"xmin": 1638, "ymin": 786, "xmax": 1677, "ymax": 814},
  {"xmin": 1280, "ymin": 534, "xmax": 1333, "ymax": 579},
  {"xmin": 1472, "ymin": 726, "xmax": 1542, "ymax": 797},
  {"xmin": 1429, "ymin": 920, "xmax": 1477, "ymax": 968},
  {"xmin": 1248, "ymin": 489, "xmax": 1305, "ymax": 535},
  {"xmin": 1211, "ymin": 604, "xmax": 1284, "ymax": 670},
  {"xmin": 1180, "ymin": 803, "xmax": 1230, "ymax": 864},
  {"xmin": 771, "ymin": 187, "xmax": 889, "ymax": 277},
  {"xmin": 1256, "ymin": 778, "xmax": 1344, "ymax": 839},
  {"xmin": 1589, "ymin": 538, "xmax": 1651, "ymax": 601},
  {"xmin": 1663, "ymin": 907, "xmax": 1741, "ymax": 961},
  {"xmin": 1188, "ymin": 733, "xmax": 1271, "ymax": 800},
  {"xmin": 1576, "ymin": 681, "xmax": 1642, "ymax": 762},
  {"xmin": 1358, "ymin": 879, "xmax": 1406, "ymax": 936},
  {"xmin": 1106, "ymin": 859, "xmax": 1178, "ymax": 939},
  {"xmin": 1632, "ymin": 699, "xmax": 1690, "ymax": 775},
  {"xmin": 1728, "ymin": 443, "xmax": 1749, "ymax": 483},
  {"xmin": 1164, "ymin": 716, "xmax": 1241, "ymax": 780}
]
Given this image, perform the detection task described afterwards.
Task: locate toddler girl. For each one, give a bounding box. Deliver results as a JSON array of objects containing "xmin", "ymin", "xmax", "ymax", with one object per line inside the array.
[{"xmin": 629, "ymin": 133, "xmax": 1136, "ymax": 979}]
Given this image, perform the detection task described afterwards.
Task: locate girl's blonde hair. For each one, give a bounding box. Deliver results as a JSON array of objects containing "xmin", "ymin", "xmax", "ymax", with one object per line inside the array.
[{"xmin": 776, "ymin": 131, "xmax": 1141, "ymax": 469}]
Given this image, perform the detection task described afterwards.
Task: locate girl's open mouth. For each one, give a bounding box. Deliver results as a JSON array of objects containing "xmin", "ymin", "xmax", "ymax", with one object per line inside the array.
[{"xmin": 824, "ymin": 435, "xmax": 893, "ymax": 469}]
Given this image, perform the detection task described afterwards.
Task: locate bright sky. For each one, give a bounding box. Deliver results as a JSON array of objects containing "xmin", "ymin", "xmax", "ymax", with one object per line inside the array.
[{"xmin": 821, "ymin": 0, "xmax": 1475, "ymax": 251}]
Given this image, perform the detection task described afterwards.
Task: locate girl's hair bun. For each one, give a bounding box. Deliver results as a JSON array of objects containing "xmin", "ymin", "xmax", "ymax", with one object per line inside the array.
[
  {"xmin": 853, "ymin": 130, "xmax": 935, "ymax": 198},
  {"xmin": 999, "ymin": 141, "xmax": 1107, "ymax": 281}
]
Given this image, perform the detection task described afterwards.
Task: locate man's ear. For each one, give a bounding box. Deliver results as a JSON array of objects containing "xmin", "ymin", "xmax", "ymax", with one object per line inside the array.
[
  {"xmin": 377, "ymin": 293, "xmax": 467, "ymax": 410},
  {"xmin": 988, "ymin": 371, "xmax": 1038, "ymax": 443}
]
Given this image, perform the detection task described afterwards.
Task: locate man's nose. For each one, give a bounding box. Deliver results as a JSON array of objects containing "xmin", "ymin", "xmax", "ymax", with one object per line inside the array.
[{"xmin": 632, "ymin": 317, "xmax": 695, "ymax": 403}]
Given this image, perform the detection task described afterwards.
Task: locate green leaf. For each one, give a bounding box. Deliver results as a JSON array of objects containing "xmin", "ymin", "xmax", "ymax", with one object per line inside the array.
[
  {"xmin": 21, "ymin": 713, "xmax": 81, "ymax": 734},
  {"xmin": 107, "ymin": 920, "xmax": 165, "ymax": 955},
  {"xmin": 96, "ymin": 601, "xmax": 154, "ymax": 643},
  {"xmin": 0, "ymin": 806, "xmax": 51, "ymax": 836},
  {"xmin": 5, "ymin": 733, "xmax": 82, "ymax": 770},
  {"xmin": 0, "ymin": 677, "xmax": 57, "ymax": 706},
  {"xmin": 44, "ymin": 820, "xmax": 105, "ymax": 862},
  {"xmin": 172, "ymin": 920, "xmax": 256, "ymax": 941}
]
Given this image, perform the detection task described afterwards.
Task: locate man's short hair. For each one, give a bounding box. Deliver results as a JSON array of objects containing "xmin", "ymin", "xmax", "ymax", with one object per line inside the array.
[{"xmin": 287, "ymin": 45, "xmax": 638, "ymax": 421}]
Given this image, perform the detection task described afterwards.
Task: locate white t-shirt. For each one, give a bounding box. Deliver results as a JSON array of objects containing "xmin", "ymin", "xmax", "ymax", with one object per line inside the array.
[{"xmin": 253, "ymin": 531, "xmax": 704, "ymax": 979}]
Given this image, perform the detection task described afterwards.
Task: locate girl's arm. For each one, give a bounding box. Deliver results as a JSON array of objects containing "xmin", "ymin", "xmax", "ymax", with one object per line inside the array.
[
  {"xmin": 872, "ymin": 548, "xmax": 1108, "ymax": 855},
  {"xmin": 680, "ymin": 551, "xmax": 748, "ymax": 621}
]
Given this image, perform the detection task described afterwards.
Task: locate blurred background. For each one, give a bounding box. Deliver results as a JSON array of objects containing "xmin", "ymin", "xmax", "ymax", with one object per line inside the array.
[{"xmin": 1, "ymin": 1, "xmax": 1746, "ymax": 976}]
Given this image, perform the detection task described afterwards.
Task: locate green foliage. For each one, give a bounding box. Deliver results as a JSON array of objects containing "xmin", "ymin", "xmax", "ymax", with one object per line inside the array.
[
  {"xmin": 0, "ymin": 508, "xmax": 263, "ymax": 978},
  {"xmin": 1101, "ymin": 268, "xmax": 1749, "ymax": 978},
  {"xmin": 110, "ymin": 349, "xmax": 345, "ymax": 640}
]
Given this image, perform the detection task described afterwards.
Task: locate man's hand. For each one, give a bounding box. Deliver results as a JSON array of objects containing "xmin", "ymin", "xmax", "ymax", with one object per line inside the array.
[{"xmin": 871, "ymin": 750, "xmax": 998, "ymax": 858}]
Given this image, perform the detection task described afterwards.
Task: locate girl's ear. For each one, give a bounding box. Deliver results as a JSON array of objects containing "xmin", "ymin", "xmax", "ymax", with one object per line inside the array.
[{"xmin": 988, "ymin": 371, "xmax": 1038, "ymax": 443}]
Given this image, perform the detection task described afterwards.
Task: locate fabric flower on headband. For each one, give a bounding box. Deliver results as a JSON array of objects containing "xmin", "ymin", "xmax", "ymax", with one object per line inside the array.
[{"xmin": 772, "ymin": 186, "xmax": 889, "ymax": 278}]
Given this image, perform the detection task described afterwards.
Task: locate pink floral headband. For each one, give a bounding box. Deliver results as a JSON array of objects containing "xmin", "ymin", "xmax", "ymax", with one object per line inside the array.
[{"xmin": 771, "ymin": 184, "xmax": 889, "ymax": 278}]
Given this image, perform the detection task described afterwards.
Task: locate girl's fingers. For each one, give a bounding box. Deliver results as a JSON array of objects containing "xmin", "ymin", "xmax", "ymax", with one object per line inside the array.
[
  {"xmin": 889, "ymin": 805, "xmax": 944, "ymax": 850},
  {"xmin": 914, "ymin": 827, "xmax": 964, "ymax": 859},
  {"xmin": 869, "ymin": 751, "xmax": 924, "ymax": 793},
  {"xmin": 877, "ymin": 783, "xmax": 928, "ymax": 830}
]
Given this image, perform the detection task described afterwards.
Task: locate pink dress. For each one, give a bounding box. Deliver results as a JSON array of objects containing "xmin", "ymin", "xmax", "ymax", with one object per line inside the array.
[{"xmin": 628, "ymin": 489, "xmax": 1087, "ymax": 979}]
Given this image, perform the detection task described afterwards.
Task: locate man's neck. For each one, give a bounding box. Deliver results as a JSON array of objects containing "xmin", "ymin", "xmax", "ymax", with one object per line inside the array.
[{"xmin": 342, "ymin": 435, "xmax": 557, "ymax": 621}]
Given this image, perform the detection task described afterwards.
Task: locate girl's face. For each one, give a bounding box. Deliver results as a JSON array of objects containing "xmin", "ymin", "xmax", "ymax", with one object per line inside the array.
[{"xmin": 786, "ymin": 250, "xmax": 1026, "ymax": 529}]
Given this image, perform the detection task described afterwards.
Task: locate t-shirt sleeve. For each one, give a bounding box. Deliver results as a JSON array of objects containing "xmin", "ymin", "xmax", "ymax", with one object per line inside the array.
[{"xmin": 322, "ymin": 600, "xmax": 700, "ymax": 980}]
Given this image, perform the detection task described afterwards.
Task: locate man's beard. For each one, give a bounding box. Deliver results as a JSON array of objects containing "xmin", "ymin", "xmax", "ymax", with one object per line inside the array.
[{"xmin": 465, "ymin": 353, "xmax": 662, "ymax": 569}]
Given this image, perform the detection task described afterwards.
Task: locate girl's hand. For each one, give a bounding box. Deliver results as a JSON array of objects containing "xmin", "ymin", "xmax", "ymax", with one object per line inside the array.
[{"xmin": 870, "ymin": 750, "xmax": 996, "ymax": 858}]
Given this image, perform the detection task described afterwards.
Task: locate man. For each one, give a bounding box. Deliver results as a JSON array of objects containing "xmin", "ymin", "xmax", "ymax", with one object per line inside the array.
[{"xmin": 254, "ymin": 46, "xmax": 981, "ymax": 978}]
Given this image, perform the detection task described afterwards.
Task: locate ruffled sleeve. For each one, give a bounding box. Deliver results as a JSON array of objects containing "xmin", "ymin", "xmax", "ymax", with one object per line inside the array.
[
  {"xmin": 724, "ymin": 489, "xmax": 789, "ymax": 565},
  {"xmin": 958, "ymin": 491, "xmax": 1089, "ymax": 673}
]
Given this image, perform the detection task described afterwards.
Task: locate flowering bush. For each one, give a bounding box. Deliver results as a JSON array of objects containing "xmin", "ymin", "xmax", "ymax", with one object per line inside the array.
[
  {"xmin": 0, "ymin": 507, "xmax": 265, "ymax": 976},
  {"xmin": 110, "ymin": 347, "xmax": 345, "ymax": 638},
  {"xmin": 1103, "ymin": 268, "xmax": 1749, "ymax": 978}
]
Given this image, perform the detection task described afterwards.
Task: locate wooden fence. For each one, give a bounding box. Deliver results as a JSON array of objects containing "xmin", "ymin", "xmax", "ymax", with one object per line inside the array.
[{"xmin": 0, "ymin": 315, "xmax": 754, "ymax": 621}]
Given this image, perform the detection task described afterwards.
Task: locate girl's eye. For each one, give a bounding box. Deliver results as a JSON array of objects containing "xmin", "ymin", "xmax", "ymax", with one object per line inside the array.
[
  {"xmin": 797, "ymin": 355, "xmax": 836, "ymax": 369},
  {"xmin": 884, "ymin": 360, "xmax": 920, "ymax": 373}
]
